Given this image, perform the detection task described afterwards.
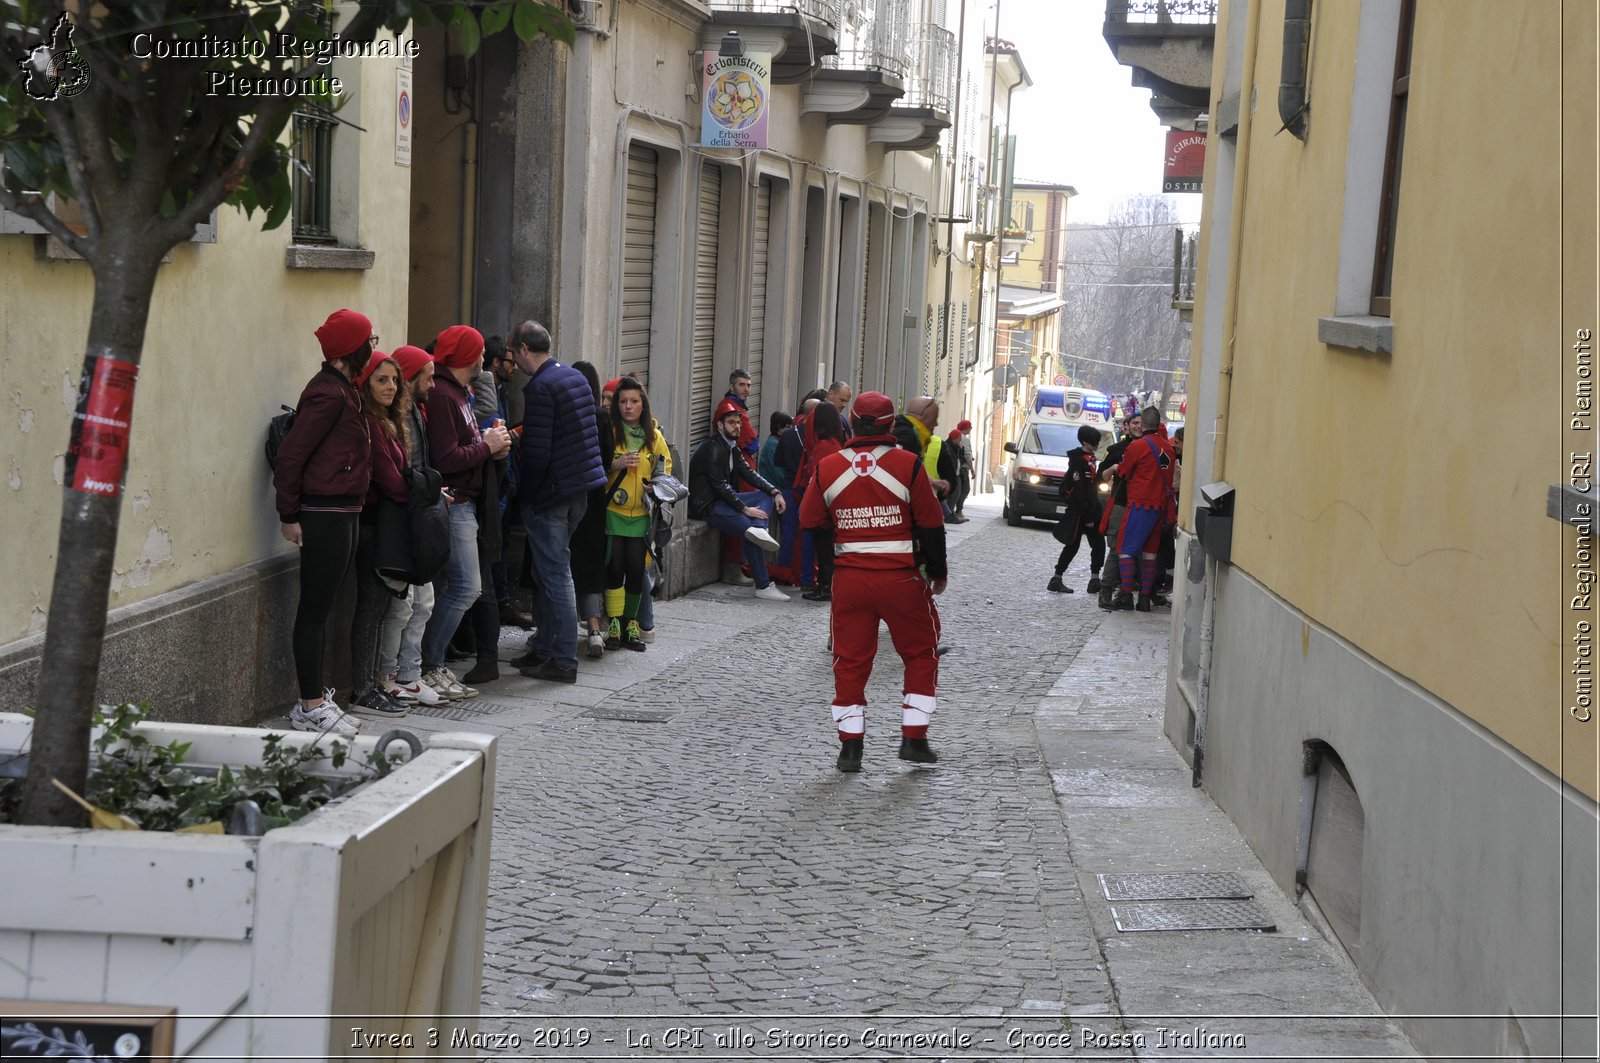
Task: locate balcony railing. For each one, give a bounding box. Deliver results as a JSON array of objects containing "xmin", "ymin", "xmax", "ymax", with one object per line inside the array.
[
  {"xmin": 1000, "ymin": 198, "xmax": 1034, "ymax": 240},
  {"xmin": 707, "ymin": 0, "xmax": 844, "ymax": 21},
  {"xmin": 821, "ymin": 0, "xmax": 910, "ymax": 80},
  {"xmin": 1106, "ymin": 0, "xmax": 1219, "ymax": 26},
  {"xmin": 897, "ymin": 25, "xmax": 956, "ymax": 113}
]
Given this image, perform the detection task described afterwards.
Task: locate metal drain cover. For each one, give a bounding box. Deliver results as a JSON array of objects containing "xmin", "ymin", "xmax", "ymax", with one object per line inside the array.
[
  {"xmin": 408, "ymin": 699, "xmax": 519, "ymax": 721},
  {"xmin": 581, "ymin": 707, "xmax": 674, "ymax": 723},
  {"xmin": 1110, "ymin": 899, "xmax": 1276, "ymax": 933},
  {"xmin": 1098, "ymin": 872, "xmax": 1252, "ymax": 902}
]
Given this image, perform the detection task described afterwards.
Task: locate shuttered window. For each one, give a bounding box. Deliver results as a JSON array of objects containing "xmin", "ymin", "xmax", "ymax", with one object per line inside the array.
[
  {"xmin": 747, "ymin": 175, "xmax": 773, "ymax": 431},
  {"xmin": 620, "ymin": 144, "xmax": 659, "ymax": 388},
  {"xmin": 691, "ymin": 162, "xmax": 720, "ymax": 449}
]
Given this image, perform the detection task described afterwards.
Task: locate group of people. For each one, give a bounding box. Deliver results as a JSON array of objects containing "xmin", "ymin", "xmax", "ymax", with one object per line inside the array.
[
  {"xmin": 273, "ymin": 316, "xmax": 954, "ymax": 773},
  {"xmin": 273, "ymin": 309, "xmax": 689, "ymax": 735},
  {"xmin": 1046, "ymin": 405, "xmax": 1182, "ymax": 613}
]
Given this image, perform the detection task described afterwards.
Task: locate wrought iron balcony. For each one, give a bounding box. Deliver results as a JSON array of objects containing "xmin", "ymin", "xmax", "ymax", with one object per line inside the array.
[
  {"xmin": 1103, "ymin": 0, "xmax": 1216, "ymax": 130},
  {"xmin": 804, "ymin": 0, "xmax": 909, "ymax": 124},
  {"xmin": 871, "ymin": 24, "xmax": 954, "ymax": 151},
  {"xmin": 1000, "ymin": 198, "xmax": 1034, "ymax": 252},
  {"xmin": 705, "ymin": 0, "xmax": 842, "ymax": 84}
]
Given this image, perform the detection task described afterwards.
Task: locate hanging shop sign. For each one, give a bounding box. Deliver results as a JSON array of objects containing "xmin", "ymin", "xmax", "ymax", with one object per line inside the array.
[
  {"xmin": 1163, "ymin": 129, "xmax": 1206, "ymax": 194},
  {"xmin": 700, "ymin": 51, "xmax": 771, "ymax": 150}
]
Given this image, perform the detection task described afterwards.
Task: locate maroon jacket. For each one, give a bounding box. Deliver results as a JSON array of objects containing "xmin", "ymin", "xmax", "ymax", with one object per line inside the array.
[
  {"xmin": 274, "ymin": 365, "xmax": 371, "ymax": 522},
  {"xmin": 426, "ymin": 372, "xmax": 491, "ymax": 501},
  {"xmin": 364, "ymin": 412, "xmax": 410, "ymax": 508}
]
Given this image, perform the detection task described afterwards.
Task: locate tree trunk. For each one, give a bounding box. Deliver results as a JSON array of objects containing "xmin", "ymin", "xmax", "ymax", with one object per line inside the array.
[{"xmin": 19, "ymin": 243, "xmax": 164, "ymax": 827}]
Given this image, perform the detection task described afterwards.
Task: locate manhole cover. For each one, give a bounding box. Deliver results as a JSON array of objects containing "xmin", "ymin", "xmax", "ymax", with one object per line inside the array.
[
  {"xmin": 581, "ymin": 707, "xmax": 674, "ymax": 723},
  {"xmin": 1098, "ymin": 872, "xmax": 1252, "ymax": 902},
  {"xmin": 1110, "ymin": 899, "xmax": 1276, "ymax": 933},
  {"xmin": 408, "ymin": 699, "xmax": 518, "ymax": 721}
]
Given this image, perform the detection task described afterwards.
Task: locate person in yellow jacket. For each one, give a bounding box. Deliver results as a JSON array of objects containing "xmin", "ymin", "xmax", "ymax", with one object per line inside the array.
[{"xmin": 603, "ymin": 376, "xmax": 672, "ymax": 650}]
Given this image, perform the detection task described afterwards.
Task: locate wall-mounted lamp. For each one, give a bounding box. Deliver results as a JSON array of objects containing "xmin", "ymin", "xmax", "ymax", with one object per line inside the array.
[{"xmin": 718, "ymin": 30, "xmax": 745, "ymax": 58}]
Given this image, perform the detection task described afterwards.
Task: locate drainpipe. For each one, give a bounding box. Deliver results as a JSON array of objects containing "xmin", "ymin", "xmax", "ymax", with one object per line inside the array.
[
  {"xmin": 1277, "ymin": 0, "xmax": 1310, "ymax": 139},
  {"xmin": 1294, "ymin": 743, "xmax": 1323, "ymax": 896},
  {"xmin": 940, "ymin": 0, "xmax": 970, "ymax": 366},
  {"xmin": 1193, "ymin": 0, "xmax": 1264, "ymax": 790},
  {"xmin": 459, "ymin": 119, "xmax": 479, "ymax": 323}
]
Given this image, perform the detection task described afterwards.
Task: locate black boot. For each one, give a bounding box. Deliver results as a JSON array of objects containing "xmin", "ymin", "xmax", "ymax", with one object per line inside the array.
[
  {"xmin": 898, "ymin": 737, "xmax": 938, "ymax": 764},
  {"xmin": 1087, "ymin": 577, "xmax": 1102, "ymax": 593},
  {"xmin": 836, "ymin": 738, "xmax": 863, "ymax": 773},
  {"xmin": 1148, "ymin": 591, "xmax": 1170, "ymax": 608},
  {"xmin": 1111, "ymin": 590, "xmax": 1135, "ymax": 611},
  {"xmin": 1097, "ymin": 587, "xmax": 1116, "ymax": 610},
  {"xmin": 1047, "ymin": 575, "xmax": 1072, "ymax": 593},
  {"xmin": 1135, "ymin": 594, "xmax": 1152, "ymax": 613}
]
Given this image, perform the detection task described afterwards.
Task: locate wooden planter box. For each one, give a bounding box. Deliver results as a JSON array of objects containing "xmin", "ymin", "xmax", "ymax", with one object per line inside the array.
[{"xmin": 0, "ymin": 714, "xmax": 496, "ymax": 1060}]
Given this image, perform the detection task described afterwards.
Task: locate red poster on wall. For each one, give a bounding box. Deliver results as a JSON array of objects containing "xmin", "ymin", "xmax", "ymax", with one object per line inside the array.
[
  {"xmin": 1163, "ymin": 129, "xmax": 1206, "ymax": 194},
  {"xmin": 65, "ymin": 356, "xmax": 138, "ymax": 496}
]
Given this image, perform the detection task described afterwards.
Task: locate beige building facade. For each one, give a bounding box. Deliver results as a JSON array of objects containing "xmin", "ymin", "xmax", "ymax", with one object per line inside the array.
[{"xmin": 1167, "ymin": 1, "xmax": 1597, "ymax": 1057}]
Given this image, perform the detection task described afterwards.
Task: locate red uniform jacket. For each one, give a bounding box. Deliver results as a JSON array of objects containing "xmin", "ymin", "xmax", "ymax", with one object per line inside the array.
[
  {"xmin": 1118, "ymin": 433, "xmax": 1175, "ymax": 515},
  {"xmin": 800, "ymin": 436, "xmax": 947, "ymax": 578},
  {"xmin": 274, "ymin": 365, "xmax": 371, "ymax": 523}
]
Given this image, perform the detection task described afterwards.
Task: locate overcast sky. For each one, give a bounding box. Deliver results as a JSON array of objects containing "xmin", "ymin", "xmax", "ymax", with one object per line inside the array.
[{"xmin": 997, "ymin": 0, "xmax": 1205, "ymax": 226}]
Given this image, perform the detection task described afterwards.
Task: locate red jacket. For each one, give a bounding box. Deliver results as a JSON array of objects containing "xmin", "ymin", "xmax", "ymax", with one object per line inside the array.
[
  {"xmin": 800, "ymin": 435, "xmax": 947, "ymax": 578},
  {"xmin": 1119, "ymin": 432, "xmax": 1175, "ymax": 513},
  {"xmin": 274, "ymin": 365, "xmax": 371, "ymax": 522}
]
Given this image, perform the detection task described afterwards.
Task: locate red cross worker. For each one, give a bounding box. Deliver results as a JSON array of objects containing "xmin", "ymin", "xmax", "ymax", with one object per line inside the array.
[{"xmin": 800, "ymin": 391, "xmax": 949, "ymax": 773}]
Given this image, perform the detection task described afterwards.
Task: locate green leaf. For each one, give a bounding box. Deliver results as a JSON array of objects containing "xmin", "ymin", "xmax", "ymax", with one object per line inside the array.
[
  {"xmin": 481, "ymin": 2, "xmax": 514, "ymax": 37},
  {"xmin": 457, "ymin": 10, "xmax": 482, "ymax": 57}
]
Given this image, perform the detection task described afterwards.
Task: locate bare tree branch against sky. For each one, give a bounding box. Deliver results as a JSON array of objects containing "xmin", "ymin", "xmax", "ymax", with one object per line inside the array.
[{"xmin": 1002, "ymin": 0, "xmax": 1205, "ymax": 226}]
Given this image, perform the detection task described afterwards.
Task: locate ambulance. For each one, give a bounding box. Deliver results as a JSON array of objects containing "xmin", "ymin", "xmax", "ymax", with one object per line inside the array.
[{"xmin": 1002, "ymin": 386, "xmax": 1113, "ymax": 526}]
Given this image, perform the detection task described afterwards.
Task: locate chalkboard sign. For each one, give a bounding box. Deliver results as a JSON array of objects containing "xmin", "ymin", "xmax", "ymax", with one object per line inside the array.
[{"xmin": 1, "ymin": 1002, "xmax": 175, "ymax": 1060}]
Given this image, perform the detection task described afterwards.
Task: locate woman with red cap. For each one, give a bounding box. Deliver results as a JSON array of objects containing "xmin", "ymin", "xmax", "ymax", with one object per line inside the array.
[
  {"xmin": 273, "ymin": 308, "xmax": 377, "ymax": 736},
  {"xmin": 347, "ymin": 350, "xmax": 412, "ymax": 719},
  {"xmin": 947, "ymin": 418, "xmax": 975, "ymax": 523}
]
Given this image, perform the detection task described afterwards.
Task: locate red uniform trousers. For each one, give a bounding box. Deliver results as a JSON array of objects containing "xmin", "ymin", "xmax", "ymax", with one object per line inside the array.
[{"xmin": 830, "ymin": 564, "xmax": 941, "ymax": 741}]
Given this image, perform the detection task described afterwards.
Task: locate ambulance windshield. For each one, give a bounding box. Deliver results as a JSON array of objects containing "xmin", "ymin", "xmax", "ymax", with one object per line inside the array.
[{"xmin": 1021, "ymin": 423, "xmax": 1079, "ymax": 457}]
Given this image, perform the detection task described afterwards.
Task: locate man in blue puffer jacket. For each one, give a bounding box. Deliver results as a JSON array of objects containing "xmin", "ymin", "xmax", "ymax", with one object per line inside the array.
[{"xmin": 511, "ymin": 320, "xmax": 607, "ymax": 683}]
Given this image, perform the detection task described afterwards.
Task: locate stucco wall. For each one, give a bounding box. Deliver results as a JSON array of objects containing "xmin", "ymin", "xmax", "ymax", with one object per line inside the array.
[
  {"xmin": 0, "ymin": 51, "xmax": 413, "ymax": 652},
  {"xmin": 1217, "ymin": 1, "xmax": 1574, "ymax": 784}
]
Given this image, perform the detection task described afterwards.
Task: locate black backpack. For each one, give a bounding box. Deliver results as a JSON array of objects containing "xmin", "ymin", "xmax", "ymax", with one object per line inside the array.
[{"xmin": 264, "ymin": 404, "xmax": 296, "ymax": 470}]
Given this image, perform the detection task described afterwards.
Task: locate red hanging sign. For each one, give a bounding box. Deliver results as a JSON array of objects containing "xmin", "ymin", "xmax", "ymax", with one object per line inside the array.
[
  {"xmin": 66, "ymin": 356, "xmax": 138, "ymax": 496},
  {"xmin": 1163, "ymin": 129, "xmax": 1206, "ymax": 194}
]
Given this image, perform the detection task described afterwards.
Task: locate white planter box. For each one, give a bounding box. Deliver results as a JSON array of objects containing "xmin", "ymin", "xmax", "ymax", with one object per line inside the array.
[{"xmin": 0, "ymin": 713, "xmax": 497, "ymax": 1059}]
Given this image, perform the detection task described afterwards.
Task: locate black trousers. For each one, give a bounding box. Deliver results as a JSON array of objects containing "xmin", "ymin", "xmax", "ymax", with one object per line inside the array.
[
  {"xmin": 293, "ymin": 510, "xmax": 358, "ymax": 700},
  {"xmin": 1054, "ymin": 512, "xmax": 1106, "ymax": 579}
]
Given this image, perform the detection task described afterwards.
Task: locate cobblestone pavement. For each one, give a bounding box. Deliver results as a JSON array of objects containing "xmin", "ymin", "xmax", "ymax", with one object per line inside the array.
[{"xmin": 387, "ymin": 494, "xmax": 1415, "ymax": 1061}]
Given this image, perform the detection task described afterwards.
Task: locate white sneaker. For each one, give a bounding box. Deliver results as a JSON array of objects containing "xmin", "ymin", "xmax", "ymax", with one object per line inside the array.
[
  {"xmin": 586, "ymin": 630, "xmax": 605, "ymax": 658},
  {"xmin": 744, "ymin": 526, "xmax": 781, "ymax": 553},
  {"xmin": 638, "ymin": 627, "xmax": 655, "ymax": 644},
  {"xmin": 387, "ymin": 674, "xmax": 441, "ymax": 706},
  {"xmin": 423, "ymin": 667, "xmax": 464, "ymax": 701},
  {"xmin": 290, "ymin": 694, "xmax": 360, "ymax": 736},
  {"xmin": 754, "ymin": 583, "xmax": 790, "ymax": 602}
]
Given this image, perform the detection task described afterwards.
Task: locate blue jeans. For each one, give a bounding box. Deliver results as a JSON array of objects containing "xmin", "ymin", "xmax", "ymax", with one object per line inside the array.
[
  {"xmin": 705, "ymin": 491, "xmax": 776, "ymax": 588},
  {"xmin": 523, "ymin": 493, "xmax": 587, "ymax": 670},
  {"xmin": 421, "ymin": 503, "xmax": 481, "ymax": 671}
]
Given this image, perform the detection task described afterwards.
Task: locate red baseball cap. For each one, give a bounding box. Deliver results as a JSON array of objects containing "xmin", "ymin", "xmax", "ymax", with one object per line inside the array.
[{"xmin": 852, "ymin": 391, "xmax": 894, "ymax": 429}]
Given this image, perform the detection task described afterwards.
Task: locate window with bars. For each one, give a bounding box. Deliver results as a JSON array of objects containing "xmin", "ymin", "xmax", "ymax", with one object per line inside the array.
[{"xmin": 292, "ymin": 107, "xmax": 337, "ymax": 243}]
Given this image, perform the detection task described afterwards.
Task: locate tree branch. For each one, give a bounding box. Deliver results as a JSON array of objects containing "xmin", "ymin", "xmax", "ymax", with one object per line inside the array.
[
  {"xmin": 41, "ymin": 103, "xmax": 101, "ymax": 242},
  {"xmin": 156, "ymin": 98, "xmax": 296, "ymax": 243},
  {"xmin": 0, "ymin": 183, "xmax": 91, "ymax": 258}
]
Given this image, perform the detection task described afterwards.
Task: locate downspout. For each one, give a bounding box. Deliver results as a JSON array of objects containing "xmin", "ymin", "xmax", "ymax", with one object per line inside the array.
[
  {"xmin": 459, "ymin": 119, "xmax": 479, "ymax": 323},
  {"xmin": 987, "ymin": 73, "xmax": 1020, "ymax": 453},
  {"xmin": 1193, "ymin": 0, "xmax": 1264, "ymax": 789},
  {"xmin": 969, "ymin": 0, "xmax": 1002, "ymax": 488},
  {"xmin": 1277, "ymin": 0, "xmax": 1310, "ymax": 139},
  {"xmin": 940, "ymin": 0, "xmax": 970, "ymax": 366}
]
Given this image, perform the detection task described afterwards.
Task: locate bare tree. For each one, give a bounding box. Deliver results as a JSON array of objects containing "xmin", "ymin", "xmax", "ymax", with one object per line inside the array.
[{"xmin": 1059, "ymin": 195, "xmax": 1190, "ymax": 406}]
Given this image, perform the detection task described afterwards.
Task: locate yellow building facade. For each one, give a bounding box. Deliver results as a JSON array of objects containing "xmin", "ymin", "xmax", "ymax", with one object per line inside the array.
[{"xmin": 1169, "ymin": 1, "xmax": 1597, "ymax": 1057}]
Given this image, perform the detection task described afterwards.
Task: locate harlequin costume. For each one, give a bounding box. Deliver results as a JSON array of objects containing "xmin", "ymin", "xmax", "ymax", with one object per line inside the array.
[
  {"xmin": 1114, "ymin": 427, "xmax": 1176, "ymax": 603},
  {"xmin": 799, "ymin": 392, "xmax": 948, "ymax": 772}
]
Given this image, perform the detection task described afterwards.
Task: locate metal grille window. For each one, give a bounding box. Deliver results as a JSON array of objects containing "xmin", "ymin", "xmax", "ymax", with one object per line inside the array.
[{"xmin": 292, "ymin": 107, "xmax": 336, "ymax": 243}]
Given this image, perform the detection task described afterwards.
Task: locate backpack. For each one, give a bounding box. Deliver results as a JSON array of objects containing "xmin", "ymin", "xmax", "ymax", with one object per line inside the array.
[{"xmin": 264, "ymin": 404, "xmax": 296, "ymax": 470}]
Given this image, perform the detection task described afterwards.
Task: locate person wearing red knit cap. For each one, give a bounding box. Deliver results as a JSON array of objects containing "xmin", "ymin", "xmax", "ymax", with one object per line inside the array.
[
  {"xmin": 273, "ymin": 308, "xmax": 377, "ymax": 736},
  {"xmin": 417, "ymin": 325, "xmax": 512, "ymax": 699},
  {"xmin": 948, "ymin": 418, "xmax": 975, "ymax": 522}
]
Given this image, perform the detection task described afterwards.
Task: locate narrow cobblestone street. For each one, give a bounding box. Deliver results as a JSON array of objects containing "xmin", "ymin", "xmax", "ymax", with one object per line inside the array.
[{"xmin": 391, "ymin": 495, "xmax": 1416, "ymax": 1061}]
